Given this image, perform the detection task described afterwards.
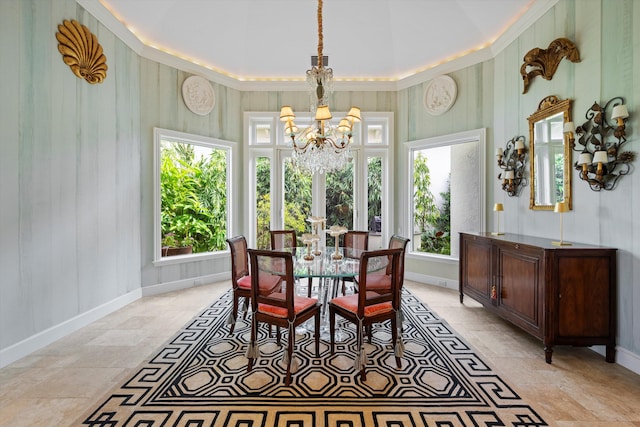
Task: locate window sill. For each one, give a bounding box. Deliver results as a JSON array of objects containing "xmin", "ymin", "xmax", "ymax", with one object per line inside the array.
[{"xmin": 153, "ymin": 250, "xmax": 228, "ymax": 267}]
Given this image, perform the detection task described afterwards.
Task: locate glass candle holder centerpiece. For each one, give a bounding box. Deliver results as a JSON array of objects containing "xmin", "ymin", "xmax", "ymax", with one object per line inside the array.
[
  {"xmin": 301, "ymin": 233, "xmax": 320, "ymax": 260},
  {"xmin": 327, "ymin": 225, "xmax": 347, "ymax": 260},
  {"xmin": 307, "ymin": 216, "xmax": 326, "ymax": 255}
]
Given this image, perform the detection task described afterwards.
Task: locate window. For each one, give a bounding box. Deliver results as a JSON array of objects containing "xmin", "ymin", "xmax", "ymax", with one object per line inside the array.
[
  {"xmin": 154, "ymin": 128, "xmax": 235, "ymax": 262},
  {"xmin": 245, "ymin": 112, "xmax": 393, "ymax": 249},
  {"xmin": 406, "ymin": 129, "xmax": 486, "ymax": 258}
]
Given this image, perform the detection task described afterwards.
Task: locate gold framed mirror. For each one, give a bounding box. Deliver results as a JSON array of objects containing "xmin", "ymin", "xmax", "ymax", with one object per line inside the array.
[{"xmin": 527, "ymin": 96, "xmax": 572, "ymax": 210}]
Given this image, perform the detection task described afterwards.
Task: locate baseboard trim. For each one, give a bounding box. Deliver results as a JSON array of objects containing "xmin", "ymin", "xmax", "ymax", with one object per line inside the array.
[
  {"xmin": 142, "ymin": 272, "xmax": 229, "ymax": 297},
  {"xmin": 0, "ymin": 289, "xmax": 142, "ymax": 369},
  {"xmin": 590, "ymin": 345, "xmax": 640, "ymax": 375},
  {"xmin": 405, "ymin": 271, "xmax": 459, "ymax": 290}
]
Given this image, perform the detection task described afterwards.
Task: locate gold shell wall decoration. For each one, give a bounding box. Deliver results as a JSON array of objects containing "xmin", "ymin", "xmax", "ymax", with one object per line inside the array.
[
  {"xmin": 520, "ymin": 38, "xmax": 580, "ymax": 94},
  {"xmin": 56, "ymin": 19, "xmax": 107, "ymax": 84}
]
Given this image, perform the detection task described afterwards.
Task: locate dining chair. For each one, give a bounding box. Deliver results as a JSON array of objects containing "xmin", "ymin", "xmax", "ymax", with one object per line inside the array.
[
  {"xmin": 226, "ymin": 236, "xmax": 282, "ymax": 334},
  {"xmin": 328, "ymin": 247, "xmax": 404, "ymax": 381},
  {"xmin": 246, "ymin": 249, "xmax": 321, "ymax": 386},
  {"xmin": 353, "ymin": 234, "xmax": 410, "ymax": 295},
  {"xmin": 341, "ymin": 230, "xmax": 369, "ymax": 295},
  {"xmin": 269, "ymin": 229, "xmax": 297, "ymax": 252}
]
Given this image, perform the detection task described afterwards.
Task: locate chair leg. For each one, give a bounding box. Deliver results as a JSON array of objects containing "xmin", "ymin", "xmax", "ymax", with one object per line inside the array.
[
  {"xmin": 242, "ymin": 297, "xmax": 250, "ymax": 319},
  {"xmin": 329, "ymin": 307, "xmax": 336, "ymax": 354},
  {"xmin": 391, "ymin": 317, "xmax": 401, "ymax": 368},
  {"xmin": 285, "ymin": 328, "xmax": 294, "ymax": 386},
  {"xmin": 276, "ymin": 326, "xmax": 281, "ymax": 346},
  {"xmin": 247, "ymin": 319, "xmax": 257, "ymax": 373},
  {"xmin": 356, "ymin": 326, "xmax": 367, "ymax": 381},
  {"xmin": 315, "ymin": 310, "xmax": 320, "ymax": 357},
  {"xmin": 308, "ymin": 277, "xmax": 312, "ymax": 297},
  {"xmin": 230, "ymin": 293, "xmax": 238, "ymax": 335}
]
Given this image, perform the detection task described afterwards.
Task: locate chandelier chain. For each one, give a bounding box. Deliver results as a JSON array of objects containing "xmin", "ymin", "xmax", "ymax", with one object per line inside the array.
[
  {"xmin": 278, "ymin": 0, "xmax": 360, "ymax": 175},
  {"xmin": 317, "ymin": 0, "xmax": 323, "ymax": 68}
]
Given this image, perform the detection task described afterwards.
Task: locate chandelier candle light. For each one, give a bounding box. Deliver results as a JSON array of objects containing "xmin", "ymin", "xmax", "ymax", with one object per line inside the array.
[{"xmin": 280, "ymin": 0, "xmax": 361, "ymax": 175}]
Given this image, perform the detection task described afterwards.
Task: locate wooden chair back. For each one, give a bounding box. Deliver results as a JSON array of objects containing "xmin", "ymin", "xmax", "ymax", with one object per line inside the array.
[
  {"xmin": 357, "ymin": 247, "xmax": 403, "ymax": 318},
  {"xmin": 343, "ymin": 230, "xmax": 369, "ymax": 258},
  {"xmin": 248, "ymin": 249, "xmax": 295, "ymax": 320},
  {"xmin": 270, "ymin": 230, "xmax": 297, "ymax": 252},
  {"xmin": 227, "ymin": 235, "xmax": 249, "ymax": 288}
]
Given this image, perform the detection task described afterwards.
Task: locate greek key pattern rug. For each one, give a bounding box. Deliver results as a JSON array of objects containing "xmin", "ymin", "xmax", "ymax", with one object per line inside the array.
[{"xmin": 80, "ymin": 288, "xmax": 547, "ymax": 426}]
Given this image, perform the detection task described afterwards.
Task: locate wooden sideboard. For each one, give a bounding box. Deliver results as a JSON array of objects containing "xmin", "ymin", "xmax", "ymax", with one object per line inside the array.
[{"xmin": 459, "ymin": 232, "xmax": 616, "ymax": 363}]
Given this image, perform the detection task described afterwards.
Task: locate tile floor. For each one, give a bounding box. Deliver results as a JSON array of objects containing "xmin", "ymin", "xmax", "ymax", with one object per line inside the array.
[{"xmin": 1, "ymin": 280, "xmax": 639, "ymax": 426}]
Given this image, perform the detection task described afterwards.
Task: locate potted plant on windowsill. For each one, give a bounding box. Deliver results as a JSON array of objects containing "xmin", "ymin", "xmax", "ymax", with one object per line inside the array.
[{"xmin": 161, "ymin": 232, "xmax": 195, "ymax": 257}]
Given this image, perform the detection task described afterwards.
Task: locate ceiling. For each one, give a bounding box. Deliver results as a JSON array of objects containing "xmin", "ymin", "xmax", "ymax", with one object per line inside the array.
[{"xmin": 99, "ymin": 0, "xmax": 540, "ymax": 83}]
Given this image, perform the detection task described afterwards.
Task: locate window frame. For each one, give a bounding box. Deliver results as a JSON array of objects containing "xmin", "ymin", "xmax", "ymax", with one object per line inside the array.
[
  {"xmin": 244, "ymin": 112, "xmax": 394, "ymax": 249},
  {"xmin": 153, "ymin": 127, "xmax": 236, "ymax": 265},
  {"xmin": 404, "ymin": 128, "xmax": 486, "ymax": 261}
]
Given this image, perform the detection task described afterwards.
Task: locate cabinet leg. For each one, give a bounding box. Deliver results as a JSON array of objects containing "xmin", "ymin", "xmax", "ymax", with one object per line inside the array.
[
  {"xmin": 544, "ymin": 346, "xmax": 553, "ymax": 364},
  {"xmin": 459, "ymin": 292, "xmax": 464, "ymax": 303},
  {"xmin": 606, "ymin": 345, "xmax": 615, "ymax": 363}
]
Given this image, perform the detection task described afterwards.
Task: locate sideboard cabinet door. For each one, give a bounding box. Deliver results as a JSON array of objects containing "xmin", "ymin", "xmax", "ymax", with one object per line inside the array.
[
  {"xmin": 459, "ymin": 234, "xmax": 493, "ymax": 304},
  {"xmin": 552, "ymin": 251, "xmax": 617, "ymax": 362},
  {"xmin": 495, "ymin": 242, "xmax": 544, "ymax": 337}
]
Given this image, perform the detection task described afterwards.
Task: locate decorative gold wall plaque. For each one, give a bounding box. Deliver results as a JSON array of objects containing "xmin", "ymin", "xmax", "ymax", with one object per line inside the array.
[
  {"xmin": 56, "ymin": 19, "xmax": 107, "ymax": 84},
  {"xmin": 520, "ymin": 38, "xmax": 580, "ymax": 94}
]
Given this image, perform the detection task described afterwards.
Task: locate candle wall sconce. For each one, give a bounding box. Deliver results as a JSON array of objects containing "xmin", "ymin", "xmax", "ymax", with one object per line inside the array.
[
  {"xmin": 564, "ymin": 97, "xmax": 635, "ymax": 191},
  {"xmin": 496, "ymin": 136, "xmax": 527, "ymax": 197}
]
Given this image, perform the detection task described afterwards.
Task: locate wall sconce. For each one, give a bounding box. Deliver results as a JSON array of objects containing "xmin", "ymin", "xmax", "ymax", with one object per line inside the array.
[
  {"xmin": 496, "ymin": 136, "xmax": 527, "ymax": 196},
  {"xmin": 565, "ymin": 97, "xmax": 636, "ymax": 191},
  {"xmin": 491, "ymin": 203, "xmax": 504, "ymax": 235},
  {"xmin": 551, "ymin": 202, "xmax": 571, "ymax": 246}
]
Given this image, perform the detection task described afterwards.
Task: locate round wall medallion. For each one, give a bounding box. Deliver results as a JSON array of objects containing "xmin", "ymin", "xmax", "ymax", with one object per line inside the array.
[
  {"xmin": 424, "ymin": 75, "xmax": 457, "ymax": 116},
  {"xmin": 182, "ymin": 75, "xmax": 215, "ymax": 115}
]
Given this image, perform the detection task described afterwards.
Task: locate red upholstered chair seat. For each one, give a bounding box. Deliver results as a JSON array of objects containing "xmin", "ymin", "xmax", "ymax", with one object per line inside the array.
[
  {"xmin": 258, "ymin": 293, "xmax": 319, "ymax": 318},
  {"xmin": 329, "ymin": 291, "xmax": 393, "ymax": 317},
  {"xmin": 238, "ymin": 273, "xmax": 281, "ymax": 295}
]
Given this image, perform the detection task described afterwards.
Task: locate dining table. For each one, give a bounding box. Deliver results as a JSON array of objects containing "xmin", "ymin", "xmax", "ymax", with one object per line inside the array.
[{"xmin": 288, "ymin": 246, "xmax": 386, "ymax": 340}]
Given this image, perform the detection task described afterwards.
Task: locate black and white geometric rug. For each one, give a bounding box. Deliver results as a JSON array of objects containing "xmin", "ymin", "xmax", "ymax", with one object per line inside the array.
[{"xmin": 80, "ymin": 288, "xmax": 548, "ymax": 426}]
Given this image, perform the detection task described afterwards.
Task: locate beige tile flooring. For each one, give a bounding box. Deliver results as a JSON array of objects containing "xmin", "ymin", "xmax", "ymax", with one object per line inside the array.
[{"xmin": 1, "ymin": 280, "xmax": 639, "ymax": 426}]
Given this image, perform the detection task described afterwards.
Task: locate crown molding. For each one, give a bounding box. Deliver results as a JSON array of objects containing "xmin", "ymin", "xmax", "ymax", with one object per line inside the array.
[
  {"xmin": 490, "ymin": 0, "xmax": 560, "ymax": 56},
  {"xmin": 78, "ymin": 0, "xmax": 559, "ymax": 92}
]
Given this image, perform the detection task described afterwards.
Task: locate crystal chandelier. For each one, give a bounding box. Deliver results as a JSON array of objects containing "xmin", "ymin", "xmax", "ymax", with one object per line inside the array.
[{"xmin": 279, "ymin": 0, "xmax": 361, "ymax": 175}]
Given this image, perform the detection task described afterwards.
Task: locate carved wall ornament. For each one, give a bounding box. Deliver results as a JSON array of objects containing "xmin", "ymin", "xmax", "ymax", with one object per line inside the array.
[
  {"xmin": 56, "ymin": 19, "xmax": 107, "ymax": 84},
  {"xmin": 520, "ymin": 38, "xmax": 580, "ymax": 94},
  {"xmin": 424, "ymin": 75, "xmax": 457, "ymax": 116},
  {"xmin": 182, "ymin": 76, "xmax": 216, "ymax": 115}
]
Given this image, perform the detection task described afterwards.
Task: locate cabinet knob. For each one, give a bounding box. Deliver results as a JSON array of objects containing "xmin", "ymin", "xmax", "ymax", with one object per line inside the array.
[{"xmin": 514, "ymin": 244, "xmax": 520, "ymax": 249}]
